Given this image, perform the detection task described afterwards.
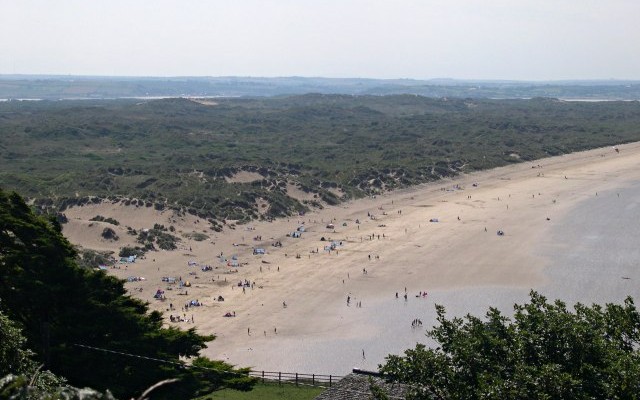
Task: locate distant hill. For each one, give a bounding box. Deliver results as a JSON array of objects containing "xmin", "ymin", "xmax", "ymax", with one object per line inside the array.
[{"xmin": 1, "ymin": 75, "xmax": 640, "ymax": 100}]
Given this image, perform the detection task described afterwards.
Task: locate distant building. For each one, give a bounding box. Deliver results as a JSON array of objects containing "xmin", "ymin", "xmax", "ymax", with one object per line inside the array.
[{"xmin": 314, "ymin": 369, "xmax": 412, "ymax": 400}]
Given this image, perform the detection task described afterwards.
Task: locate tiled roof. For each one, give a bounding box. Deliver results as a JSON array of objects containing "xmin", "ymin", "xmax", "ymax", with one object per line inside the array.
[{"xmin": 314, "ymin": 371, "xmax": 409, "ymax": 400}]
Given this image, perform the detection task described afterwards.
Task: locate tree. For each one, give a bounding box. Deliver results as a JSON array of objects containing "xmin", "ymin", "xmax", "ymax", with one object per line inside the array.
[
  {"xmin": 177, "ymin": 357, "xmax": 256, "ymax": 398},
  {"xmin": 0, "ymin": 309, "xmax": 67, "ymax": 398},
  {"xmin": 0, "ymin": 189, "xmax": 251, "ymax": 398},
  {"xmin": 0, "ymin": 309, "xmax": 33, "ymax": 377},
  {"xmin": 380, "ymin": 291, "xmax": 640, "ymax": 399}
]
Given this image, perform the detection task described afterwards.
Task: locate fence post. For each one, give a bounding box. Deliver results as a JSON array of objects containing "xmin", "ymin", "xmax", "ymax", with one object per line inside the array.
[
  {"xmin": 261, "ymin": 370, "xmax": 264, "ymax": 384},
  {"xmin": 295, "ymin": 372, "xmax": 298, "ymax": 386},
  {"xmin": 312, "ymin": 374, "xmax": 315, "ymax": 386},
  {"xmin": 329, "ymin": 375, "xmax": 332, "ymax": 387},
  {"xmin": 278, "ymin": 371, "xmax": 281, "ymax": 386}
]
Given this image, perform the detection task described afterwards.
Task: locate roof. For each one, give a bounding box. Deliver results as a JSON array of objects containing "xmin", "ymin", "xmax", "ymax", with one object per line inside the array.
[{"xmin": 314, "ymin": 370, "xmax": 410, "ymax": 400}]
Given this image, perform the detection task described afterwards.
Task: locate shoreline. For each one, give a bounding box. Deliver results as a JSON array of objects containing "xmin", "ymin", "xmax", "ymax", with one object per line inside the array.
[{"xmin": 61, "ymin": 141, "xmax": 640, "ymax": 373}]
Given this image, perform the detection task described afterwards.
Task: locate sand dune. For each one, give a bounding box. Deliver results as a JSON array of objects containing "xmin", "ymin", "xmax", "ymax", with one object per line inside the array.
[{"xmin": 62, "ymin": 142, "xmax": 640, "ymax": 374}]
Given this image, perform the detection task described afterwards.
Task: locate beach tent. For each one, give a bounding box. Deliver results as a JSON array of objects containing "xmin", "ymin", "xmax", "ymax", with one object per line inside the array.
[
  {"xmin": 184, "ymin": 281, "xmax": 191, "ymax": 287},
  {"xmin": 297, "ymin": 226, "xmax": 306, "ymax": 232},
  {"xmin": 292, "ymin": 231, "xmax": 301, "ymax": 238},
  {"xmin": 253, "ymin": 248, "xmax": 266, "ymax": 255},
  {"xmin": 326, "ymin": 223, "xmax": 335, "ymax": 229}
]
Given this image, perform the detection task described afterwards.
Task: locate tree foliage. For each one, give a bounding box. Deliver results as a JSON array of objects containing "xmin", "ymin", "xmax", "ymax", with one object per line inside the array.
[
  {"xmin": 0, "ymin": 310, "xmax": 67, "ymax": 398},
  {"xmin": 0, "ymin": 189, "xmax": 251, "ymax": 398},
  {"xmin": 380, "ymin": 291, "xmax": 640, "ymax": 399},
  {"xmin": 0, "ymin": 310, "xmax": 33, "ymax": 377}
]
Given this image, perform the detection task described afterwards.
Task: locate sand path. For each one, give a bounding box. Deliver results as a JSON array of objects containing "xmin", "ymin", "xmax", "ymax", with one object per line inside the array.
[{"xmin": 62, "ymin": 142, "xmax": 640, "ymax": 373}]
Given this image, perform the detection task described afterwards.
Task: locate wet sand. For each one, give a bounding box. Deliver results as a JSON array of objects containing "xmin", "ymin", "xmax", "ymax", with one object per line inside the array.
[{"xmin": 62, "ymin": 141, "xmax": 640, "ymax": 374}]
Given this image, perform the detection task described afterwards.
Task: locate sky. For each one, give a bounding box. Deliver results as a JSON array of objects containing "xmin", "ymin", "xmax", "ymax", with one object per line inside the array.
[{"xmin": 1, "ymin": 0, "xmax": 639, "ymax": 80}]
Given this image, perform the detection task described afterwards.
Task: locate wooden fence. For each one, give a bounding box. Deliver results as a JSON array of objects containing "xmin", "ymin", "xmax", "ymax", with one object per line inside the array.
[{"xmin": 248, "ymin": 370, "xmax": 343, "ymax": 387}]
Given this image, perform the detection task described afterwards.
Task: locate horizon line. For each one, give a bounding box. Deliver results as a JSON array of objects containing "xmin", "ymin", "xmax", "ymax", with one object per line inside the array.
[{"xmin": 0, "ymin": 73, "xmax": 639, "ymax": 84}]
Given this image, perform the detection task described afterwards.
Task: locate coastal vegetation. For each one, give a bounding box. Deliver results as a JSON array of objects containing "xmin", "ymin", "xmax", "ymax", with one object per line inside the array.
[
  {"xmin": 136, "ymin": 224, "xmax": 180, "ymax": 251},
  {"xmin": 76, "ymin": 248, "xmax": 114, "ymax": 269},
  {"xmin": 89, "ymin": 215, "xmax": 121, "ymax": 225},
  {"xmin": 2, "ymin": 95, "xmax": 640, "ymax": 226}
]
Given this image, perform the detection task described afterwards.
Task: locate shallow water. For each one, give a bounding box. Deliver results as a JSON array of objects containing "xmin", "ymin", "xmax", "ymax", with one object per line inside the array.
[
  {"xmin": 536, "ymin": 183, "xmax": 640, "ymax": 305},
  {"xmin": 220, "ymin": 183, "xmax": 640, "ymax": 375}
]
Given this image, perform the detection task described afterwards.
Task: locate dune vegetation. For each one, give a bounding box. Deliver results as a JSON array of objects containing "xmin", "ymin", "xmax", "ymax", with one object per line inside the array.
[{"xmin": 2, "ymin": 95, "xmax": 640, "ymax": 227}]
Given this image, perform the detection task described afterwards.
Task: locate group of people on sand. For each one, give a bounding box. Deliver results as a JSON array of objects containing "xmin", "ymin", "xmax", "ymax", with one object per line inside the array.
[
  {"xmin": 162, "ymin": 199, "xmax": 420, "ymax": 335},
  {"xmin": 169, "ymin": 314, "xmax": 194, "ymax": 323},
  {"xmin": 185, "ymin": 299, "xmax": 202, "ymax": 308},
  {"xmin": 411, "ymin": 318, "xmax": 423, "ymax": 328},
  {"xmin": 346, "ymin": 295, "xmax": 363, "ymax": 307},
  {"xmin": 237, "ymin": 279, "xmax": 254, "ymax": 288}
]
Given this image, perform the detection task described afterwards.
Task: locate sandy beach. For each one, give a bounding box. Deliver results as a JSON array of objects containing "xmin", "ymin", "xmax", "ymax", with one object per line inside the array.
[{"xmin": 62, "ymin": 141, "xmax": 640, "ymax": 374}]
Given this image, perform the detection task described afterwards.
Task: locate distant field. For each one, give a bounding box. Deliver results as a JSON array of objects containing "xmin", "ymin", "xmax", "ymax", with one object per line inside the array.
[{"xmin": 1, "ymin": 95, "xmax": 640, "ymax": 224}]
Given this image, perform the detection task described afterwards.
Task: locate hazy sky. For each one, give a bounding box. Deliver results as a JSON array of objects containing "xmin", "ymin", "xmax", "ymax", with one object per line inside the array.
[{"xmin": 1, "ymin": 0, "xmax": 639, "ymax": 80}]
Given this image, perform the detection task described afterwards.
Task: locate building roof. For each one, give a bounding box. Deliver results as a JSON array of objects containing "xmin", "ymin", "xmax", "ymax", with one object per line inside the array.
[{"xmin": 314, "ymin": 370, "xmax": 410, "ymax": 400}]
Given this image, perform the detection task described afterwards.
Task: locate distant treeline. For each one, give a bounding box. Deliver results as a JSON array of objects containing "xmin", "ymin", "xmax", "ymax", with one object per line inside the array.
[
  {"xmin": 1, "ymin": 75, "xmax": 640, "ymax": 99},
  {"xmin": 1, "ymin": 95, "xmax": 640, "ymax": 224}
]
